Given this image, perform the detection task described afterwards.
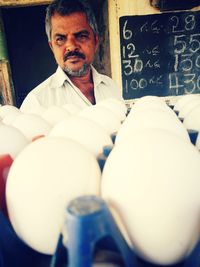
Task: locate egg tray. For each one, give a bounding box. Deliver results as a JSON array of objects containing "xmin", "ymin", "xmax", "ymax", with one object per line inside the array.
[
  {"xmin": 0, "ymin": 104, "xmax": 199, "ymax": 267},
  {"xmin": 0, "ymin": 195, "xmax": 200, "ymax": 267}
]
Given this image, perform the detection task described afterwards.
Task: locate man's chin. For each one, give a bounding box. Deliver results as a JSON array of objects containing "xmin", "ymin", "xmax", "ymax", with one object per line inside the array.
[{"xmin": 63, "ymin": 64, "xmax": 90, "ymax": 77}]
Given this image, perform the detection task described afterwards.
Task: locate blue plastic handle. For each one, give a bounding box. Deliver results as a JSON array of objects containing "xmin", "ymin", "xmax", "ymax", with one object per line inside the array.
[
  {"xmin": 50, "ymin": 195, "xmax": 200, "ymax": 267},
  {"xmin": 64, "ymin": 195, "xmax": 137, "ymax": 267}
]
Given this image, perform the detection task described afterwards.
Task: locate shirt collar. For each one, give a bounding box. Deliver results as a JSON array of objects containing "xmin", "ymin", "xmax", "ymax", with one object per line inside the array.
[
  {"xmin": 54, "ymin": 65, "xmax": 108, "ymax": 88},
  {"xmin": 90, "ymin": 65, "xmax": 108, "ymax": 88},
  {"xmin": 54, "ymin": 66, "xmax": 70, "ymax": 87}
]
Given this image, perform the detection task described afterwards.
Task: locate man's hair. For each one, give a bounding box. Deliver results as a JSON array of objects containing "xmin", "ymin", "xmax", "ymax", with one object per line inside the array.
[{"xmin": 45, "ymin": 0, "xmax": 99, "ymax": 41}]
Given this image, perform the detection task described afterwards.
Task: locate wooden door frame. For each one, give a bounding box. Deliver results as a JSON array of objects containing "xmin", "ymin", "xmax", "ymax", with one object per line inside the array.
[
  {"xmin": 0, "ymin": 1, "xmax": 51, "ymax": 7},
  {"xmin": 0, "ymin": 1, "xmax": 52, "ymax": 105}
]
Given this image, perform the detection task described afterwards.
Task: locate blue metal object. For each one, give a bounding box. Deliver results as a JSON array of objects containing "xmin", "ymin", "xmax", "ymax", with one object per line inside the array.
[
  {"xmin": 1, "ymin": 196, "xmax": 200, "ymax": 267},
  {"xmin": 111, "ymin": 132, "xmax": 117, "ymax": 144},
  {"xmin": 168, "ymin": 104, "xmax": 175, "ymax": 110},
  {"xmin": 97, "ymin": 145, "xmax": 113, "ymax": 172},
  {"xmin": 64, "ymin": 195, "xmax": 136, "ymax": 267},
  {"xmin": 103, "ymin": 145, "xmax": 113, "ymax": 157},
  {"xmin": 0, "ymin": 246, "xmax": 4, "ymax": 267},
  {"xmin": 97, "ymin": 153, "xmax": 107, "ymax": 172},
  {"xmin": 187, "ymin": 129, "xmax": 199, "ymax": 146},
  {"xmin": 50, "ymin": 234, "xmax": 67, "ymax": 267},
  {"xmin": 174, "ymin": 111, "xmax": 179, "ymax": 116},
  {"xmin": 0, "ymin": 211, "xmax": 51, "ymax": 267},
  {"xmin": 183, "ymin": 239, "xmax": 200, "ymax": 267}
]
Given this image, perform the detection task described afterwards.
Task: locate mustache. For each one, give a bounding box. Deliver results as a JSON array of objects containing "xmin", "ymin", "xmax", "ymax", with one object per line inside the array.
[{"xmin": 63, "ymin": 51, "xmax": 86, "ymax": 62}]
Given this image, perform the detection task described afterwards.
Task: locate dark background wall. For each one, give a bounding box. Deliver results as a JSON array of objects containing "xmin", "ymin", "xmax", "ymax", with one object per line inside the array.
[{"xmin": 2, "ymin": 0, "xmax": 110, "ymax": 108}]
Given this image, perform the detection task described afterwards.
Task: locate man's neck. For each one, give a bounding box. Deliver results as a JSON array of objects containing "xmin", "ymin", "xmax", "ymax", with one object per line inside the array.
[{"xmin": 69, "ymin": 69, "xmax": 96, "ymax": 104}]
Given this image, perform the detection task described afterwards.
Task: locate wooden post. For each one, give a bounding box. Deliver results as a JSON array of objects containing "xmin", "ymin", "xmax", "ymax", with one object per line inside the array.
[
  {"xmin": 0, "ymin": 61, "xmax": 16, "ymax": 105},
  {"xmin": 0, "ymin": 0, "xmax": 51, "ymax": 7},
  {"xmin": 0, "ymin": 10, "xmax": 15, "ymax": 105}
]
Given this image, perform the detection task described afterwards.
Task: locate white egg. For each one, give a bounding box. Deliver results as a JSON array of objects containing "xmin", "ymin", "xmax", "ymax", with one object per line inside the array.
[
  {"xmin": 129, "ymin": 98, "xmax": 175, "ymax": 119},
  {"xmin": 42, "ymin": 106, "xmax": 71, "ymax": 126},
  {"xmin": 2, "ymin": 111, "xmax": 21, "ymax": 125},
  {"xmin": 6, "ymin": 137, "xmax": 101, "ymax": 254},
  {"xmin": 183, "ymin": 106, "xmax": 200, "ymax": 131},
  {"xmin": 12, "ymin": 113, "xmax": 51, "ymax": 141},
  {"xmin": 128, "ymin": 105, "xmax": 177, "ymax": 123},
  {"xmin": 49, "ymin": 116, "xmax": 113, "ymax": 157},
  {"xmin": 130, "ymin": 101, "xmax": 168, "ymax": 114},
  {"xmin": 115, "ymin": 109, "xmax": 190, "ymax": 145},
  {"xmin": 173, "ymin": 94, "xmax": 200, "ymax": 113},
  {"xmin": 79, "ymin": 105, "xmax": 121, "ymax": 135},
  {"xmin": 178, "ymin": 97, "xmax": 200, "ymax": 119},
  {"xmin": 97, "ymin": 98, "xmax": 127, "ymax": 122},
  {"xmin": 132, "ymin": 96, "xmax": 166, "ymax": 112},
  {"xmin": 134, "ymin": 95, "xmax": 164, "ymax": 104},
  {"xmin": 102, "ymin": 129, "xmax": 200, "ymax": 265},
  {"xmin": 0, "ymin": 124, "xmax": 28, "ymax": 158},
  {"xmin": 132, "ymin": 95, "xmax": 165, "ymax": 106},
  {"xmin": 0, "ymin": 105, "xmax": 21, "ymax": 119}
]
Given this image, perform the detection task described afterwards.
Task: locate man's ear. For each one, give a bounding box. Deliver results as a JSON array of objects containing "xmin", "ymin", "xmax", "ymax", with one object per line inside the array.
[{"xmin": 48, "ymin": 41, "xmax": 53, "ymax": 52}]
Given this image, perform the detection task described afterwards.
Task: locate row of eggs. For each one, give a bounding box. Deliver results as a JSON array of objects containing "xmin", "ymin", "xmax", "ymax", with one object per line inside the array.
[
  {"xmin": 0, "ymin": 98, "xmax": 126, "ymax": 267},
  {"xmin": 0, "ymin": 98, "xmax": 126, "ymax": 158},
  {"xmin": 1, "ymin": 95, "xmax": 200, "ymax": 266}
]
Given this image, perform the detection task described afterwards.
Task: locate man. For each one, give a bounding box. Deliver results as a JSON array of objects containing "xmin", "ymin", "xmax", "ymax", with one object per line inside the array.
[{"xmin": 20, "ymin": 0, "xmax": 123, "ymax": 113}]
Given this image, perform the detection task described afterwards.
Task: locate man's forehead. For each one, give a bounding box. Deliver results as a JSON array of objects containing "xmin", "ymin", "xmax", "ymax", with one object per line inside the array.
[
  {"xmin": 51, "ymin": 12, "xmax": 89, "ymax": 28},
  {"xmin": 50, "ymin": 12, "xmax": 93, "ymax": 36}
]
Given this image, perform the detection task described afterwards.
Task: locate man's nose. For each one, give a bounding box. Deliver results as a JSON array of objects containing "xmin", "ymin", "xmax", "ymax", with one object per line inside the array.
[{"xmin": 65, "ymin": 37, "xmax": 79, "ymax": 52}]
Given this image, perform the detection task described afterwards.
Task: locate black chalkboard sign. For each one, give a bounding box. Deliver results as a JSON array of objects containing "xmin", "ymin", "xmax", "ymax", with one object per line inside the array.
[{"xmin": 120, "ymin": 10, "xmax": 200, "ymax": 100}]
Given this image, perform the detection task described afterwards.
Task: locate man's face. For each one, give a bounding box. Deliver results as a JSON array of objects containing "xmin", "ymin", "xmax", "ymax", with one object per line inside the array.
[{"xmin": 49, "ymin": 12, "xmax": 99, "ymax": 77}]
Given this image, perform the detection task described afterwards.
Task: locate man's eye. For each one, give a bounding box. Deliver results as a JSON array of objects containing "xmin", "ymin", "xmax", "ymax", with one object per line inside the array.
[
  {"xmin": 80, "ymin": 34, "xmax": 88, "ymax": 38},
  {"xmin": 55, "ymin": 36, "xmax": 65, "ymax": 45},
  {"xmin": 76, "ymin": 33, "xmax": 89, "ymax": 41}
]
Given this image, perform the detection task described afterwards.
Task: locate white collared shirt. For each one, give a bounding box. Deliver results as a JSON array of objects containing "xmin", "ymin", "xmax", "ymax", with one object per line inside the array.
[{"xmin": 20, "ymin": 66, "xmax": 123, "ymax": 113}]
